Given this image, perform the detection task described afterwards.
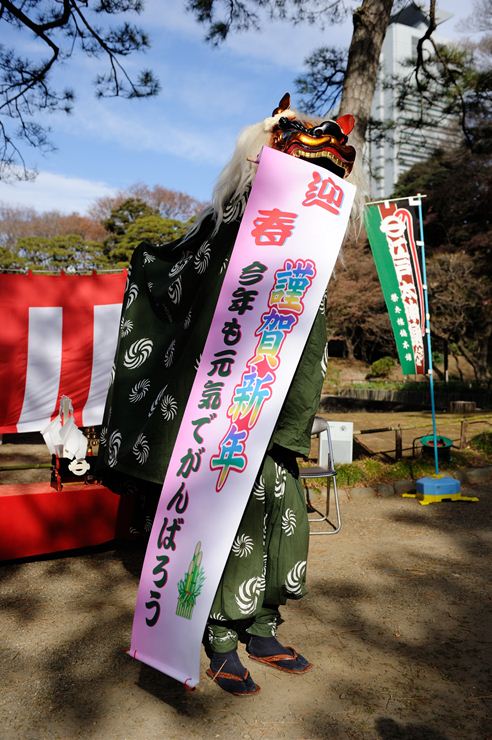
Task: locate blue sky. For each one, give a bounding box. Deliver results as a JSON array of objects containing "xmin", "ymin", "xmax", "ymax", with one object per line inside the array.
[{"xmin": 0, "ymin": 0, "xmax": 471, "ymax": 214}]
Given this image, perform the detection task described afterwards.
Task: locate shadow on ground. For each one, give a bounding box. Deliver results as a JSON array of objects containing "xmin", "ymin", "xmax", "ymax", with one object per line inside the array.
[{"xmin": 0, "ymin": 483, "xmax": 490, "ymax": 738}]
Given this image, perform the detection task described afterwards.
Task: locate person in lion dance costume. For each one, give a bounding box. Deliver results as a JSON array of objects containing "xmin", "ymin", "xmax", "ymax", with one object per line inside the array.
[{"xmin": 99, "ymin": 93, "xmax": 357, "ymax": 696}]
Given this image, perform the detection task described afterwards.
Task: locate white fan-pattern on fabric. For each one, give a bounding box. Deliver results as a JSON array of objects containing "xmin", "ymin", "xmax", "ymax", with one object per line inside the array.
[
  {"xmin": 285, "ymin": 560, "xmax": 307, "ymax": 596},
  {"xmin": 209, "ymin": 611, "xmax": 226, "ymax": 621},
  {"xmin": 123, "ymin": 338, "xmax": 153, "ymax": 369},
  {"xmin": 143, "ymin": 251, "xmax": 155, "ymax": 264},
  {"xmin": 223, "ymin": 193, "xmax": 248, "ymax": 223},
  {"xmin": 129, "ymin": 378, "xmax": 150, "ymax": 403},
  {"xmin": 168, "ymin": 276, "xmax": 182, "ymax": 305},
  {"xmin": 164, "ymin": 339, "xmax": 175, "ymax": 368},
  {"xmin": 169, "ymin": 252, "xmax": 192, "ymax": 277},
  {"xmin": 282, "ymin": 508, "xmax": 297, "ymax": 536},
  {"xmin": 107, "ymin": 430, "xmax": 122, "ymax": 468},
  {"xmin": 235, "ymin": 576, "xmax": 265, "ymax": 616},
  {"xmin": 262, "ymin": 513, "xmax": 268, "ymax": 547},
  {"xmin": 120, "ymin": 318, "xmax": 133, "ymax": 338},
  {"xmin": 160, "ymin": 394, "xmax": 177, "ymax": 420},
  {"xmin": 194, "ymin": 241, "xmax": 211, "ymax": 274},
  {"xmin": 126, "ymin": 283, "xmax": 138, "ymax": 309},
  {"xmin": 148, "ymin": 386, "xmax": 168, "ymax": 418},
  {"xmin": 274, "ymin": 463, "xmax": 286, "ymax": 498},
  {"xmin": 252, "ymin": 476, "xmax": 266, "ymax": 501},
  {"xmin": 125, "ymin": 264, "xmax": 131, "ymax": 292},
  {"xmin": 133, "ymin": 433, "xmax": 150, "ymax": 464},
  {"xmin": 321, "ymin": 342, "xmax": 329, "ymax": 378},
  {"xmin": 207, "ymin": 628, "xmax": 236, "ymax": 644},
  {"xmin": 232, "ymin": 533, "xmax": 254, "ymax": 558}
]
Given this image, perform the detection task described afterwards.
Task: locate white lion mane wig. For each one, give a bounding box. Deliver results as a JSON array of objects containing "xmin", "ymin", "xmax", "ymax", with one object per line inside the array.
[{"xmin": 211, "ymin": 108, "xmax": 300, "ymax": 231}]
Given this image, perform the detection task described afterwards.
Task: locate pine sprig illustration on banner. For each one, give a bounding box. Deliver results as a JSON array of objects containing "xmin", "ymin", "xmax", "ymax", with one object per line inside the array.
[{"xmin": 176, "ymin": 542, "xmax": 206, "ymax": 620}]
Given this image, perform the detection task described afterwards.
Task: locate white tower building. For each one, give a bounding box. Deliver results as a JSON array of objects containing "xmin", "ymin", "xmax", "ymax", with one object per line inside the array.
[{"xmin": 368, "ymin": 2, "xmax": 461, "ymax": 198}]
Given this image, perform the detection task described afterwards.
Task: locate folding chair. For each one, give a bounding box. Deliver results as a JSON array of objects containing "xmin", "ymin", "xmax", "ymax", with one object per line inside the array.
[{"xmin": 300, "ymin": 416, "xmax": 342, "ymax": 536}]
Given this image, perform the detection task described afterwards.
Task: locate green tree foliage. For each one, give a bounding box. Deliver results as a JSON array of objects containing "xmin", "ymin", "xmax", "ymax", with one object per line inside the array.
[
  {"xmin": 366, "ymin": 356, "xmax": 395, "ymax": 379},
  {"xmin": 2, "ymin": 234, "xmax": 111, "ymax": 272},
  {"xmin": 103, "ymin": 197, "xmax": 155, "ymax": 238},
  {"xmin": 106, "ymin": 213, "xmax": 189, "ymax": 266},
  {"xmin": 0, "ymin": 1, "xmax": 159, "ymax": 179},
  {"xmin": 393, "ymin": 147, "xmax": 491, "ymax": 274},
  {"xmin": 470, "ymin": 431, "xmax": 492, "ymax": 455},
  {"xmin": 186, "ymin": 0, "xmax": 348, "ymax": 44},
  {"xmin": 103, "ymin": 197, "xmax": 189, "ymax": 266}
]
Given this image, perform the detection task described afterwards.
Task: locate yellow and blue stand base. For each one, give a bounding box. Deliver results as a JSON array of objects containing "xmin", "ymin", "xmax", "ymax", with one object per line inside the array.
[{"xmin": 402, "ymin": 475, "xmax": 479, "ymax": 506}]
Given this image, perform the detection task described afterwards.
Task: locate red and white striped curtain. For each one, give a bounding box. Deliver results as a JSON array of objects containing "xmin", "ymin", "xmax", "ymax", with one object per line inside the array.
[{"xmin": 0, "ymin": 272, "xmax": 126, "ymax": 433}]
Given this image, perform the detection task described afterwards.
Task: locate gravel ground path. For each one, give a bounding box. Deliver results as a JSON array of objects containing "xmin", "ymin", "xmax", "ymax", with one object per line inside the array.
[{"xmin": 1, "ymin": 480, "xmax": 491, "ymax": 739}]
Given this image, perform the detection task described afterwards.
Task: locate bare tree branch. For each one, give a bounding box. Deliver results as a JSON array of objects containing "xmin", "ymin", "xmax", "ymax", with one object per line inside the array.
[{"xmin": 0, "ymin": 0, "xmax": 159, "ymax": 179}]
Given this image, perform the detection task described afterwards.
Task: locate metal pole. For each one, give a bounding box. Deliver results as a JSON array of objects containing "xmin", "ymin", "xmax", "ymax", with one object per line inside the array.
[
  {"xmin": 416, "ymin": 194, "xmax": 439, "ymax": 475},
  {"xmin": 395, "ymin": 427, "xmax": 403, "ymax": 460},
  {"xmin": 366, "ymin": 195, "xmax": 428, "ymax": 207},
  {"xmin": 460, "ymin": 420, "xmax": 468, "ymax": 449}
]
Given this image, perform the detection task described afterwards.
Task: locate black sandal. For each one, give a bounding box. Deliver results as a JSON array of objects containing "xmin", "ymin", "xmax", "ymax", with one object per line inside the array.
[{"xmin": 207, "ymin": 649, "xmax": 260, "ymax": 696}]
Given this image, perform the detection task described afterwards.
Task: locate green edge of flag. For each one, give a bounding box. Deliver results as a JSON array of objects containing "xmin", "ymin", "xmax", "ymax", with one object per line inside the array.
[{"xmin": 364, "ymin": 206, "xmax": 416, "ymax": 375}]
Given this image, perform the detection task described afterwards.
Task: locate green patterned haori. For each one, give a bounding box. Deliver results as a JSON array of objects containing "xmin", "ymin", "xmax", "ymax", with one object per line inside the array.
[{"xmin": 98, "ymin": 198, "xmax": 327, "ymax": 641}]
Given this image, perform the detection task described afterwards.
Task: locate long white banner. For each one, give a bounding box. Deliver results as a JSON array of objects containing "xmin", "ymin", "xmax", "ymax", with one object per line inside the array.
[{"xmin": 130, "ymin": 146, "xmax": 355, "ymax": 687}]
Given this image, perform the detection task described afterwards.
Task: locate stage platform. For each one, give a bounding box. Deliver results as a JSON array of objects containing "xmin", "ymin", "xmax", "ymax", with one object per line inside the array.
[{"xmin": 0, "ymin": 481, "xmax": 130, "ymax": 561}]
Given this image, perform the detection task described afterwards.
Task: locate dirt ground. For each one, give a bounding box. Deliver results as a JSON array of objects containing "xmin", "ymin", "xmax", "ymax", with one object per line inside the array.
[{"xmin": 1, "ymin": 477, "xmax": 491, "ymax": 739}]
